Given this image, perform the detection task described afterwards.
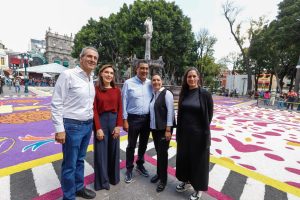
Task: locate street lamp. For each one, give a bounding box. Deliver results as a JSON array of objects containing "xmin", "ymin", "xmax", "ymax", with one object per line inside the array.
[{"xmin": 18, "ymin": 53, "xmax": 32, "ymax": 94}]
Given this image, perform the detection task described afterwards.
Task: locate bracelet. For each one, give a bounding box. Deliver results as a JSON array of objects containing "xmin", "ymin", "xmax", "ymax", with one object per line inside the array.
[{"xmin": 166, "ymin": 130, "xmax": 171, "ymax": 132}]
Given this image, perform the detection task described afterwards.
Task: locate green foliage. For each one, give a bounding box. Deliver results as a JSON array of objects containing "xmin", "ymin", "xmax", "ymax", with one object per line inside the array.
[
  {"xmin": 72, "ymin": 0, "xmax": 197, "ymax": 82},
  {"xmin": 249, "ymin": 0, "xmax": 300, "ymax": 92},
  {"xmin": 199, "ymin": 55, "xmax": 221, "ymax": 89}
]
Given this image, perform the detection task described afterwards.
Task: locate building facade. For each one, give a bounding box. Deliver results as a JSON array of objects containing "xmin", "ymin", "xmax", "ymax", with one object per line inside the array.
[
  {"xmin": 44, "ymin": 29, "xmax": 75, "ymax": 68},
  {"xmin": 226, "ymin": 73, "xmax": 254, "ymax": 95},
  {"xmin": 30, "ymin": 39, "xmax": 46, "ymax": 54},
  {"xmin": 0, "ymin": 42, "xmax": 9, "ymax": 76}
]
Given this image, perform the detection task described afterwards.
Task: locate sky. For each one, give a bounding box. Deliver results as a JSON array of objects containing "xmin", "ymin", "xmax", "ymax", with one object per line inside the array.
[{"xmin": 0, "ymin": 0, "xmax": 283, "ymax": 62}]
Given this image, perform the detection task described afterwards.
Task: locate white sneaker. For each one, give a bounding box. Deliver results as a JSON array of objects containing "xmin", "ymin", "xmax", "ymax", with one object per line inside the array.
[
  {"xmin": 176, "ymin": 182, "xmax": 191, "ymax": 192},
  {"xmin": 189, "ymin": 191, "xmax": 202, "ymax": 200}
]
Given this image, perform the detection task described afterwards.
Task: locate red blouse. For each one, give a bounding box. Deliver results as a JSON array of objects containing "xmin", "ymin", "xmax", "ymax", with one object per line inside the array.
[{"xmin": 93, "ymin": 86, "xmax": 123, "ymax": 130}]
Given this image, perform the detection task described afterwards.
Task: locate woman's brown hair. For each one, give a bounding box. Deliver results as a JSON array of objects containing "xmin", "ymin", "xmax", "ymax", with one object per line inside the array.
[
  {"xmin": 97, "ymin": 64, "xmax": 116, "ymax": 91},
  {"xmin": 178, "ymin": 67, "xmax": 201, "ymax": 108}
]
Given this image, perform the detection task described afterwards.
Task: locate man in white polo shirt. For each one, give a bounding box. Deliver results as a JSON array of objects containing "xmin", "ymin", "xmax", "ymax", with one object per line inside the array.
[{"xmin": 51, "ymin": 46, "xmax": 98, "ymax": 200}]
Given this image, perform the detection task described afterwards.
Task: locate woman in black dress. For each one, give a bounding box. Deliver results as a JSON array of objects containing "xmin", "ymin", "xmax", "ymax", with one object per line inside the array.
[{"xmin": 175, "ymin": 67, "xmax": 213, "ymax": 200}]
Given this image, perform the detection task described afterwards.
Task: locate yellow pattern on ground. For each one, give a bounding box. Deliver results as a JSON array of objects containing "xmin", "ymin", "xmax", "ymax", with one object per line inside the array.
[
  {"xmin": 287, "ymin": 141, "xmax": 300, "ymax": 147},
  {"xmin": 1, "ymin": 134, "xmax": 299, "ymax": 197},
  {"xmin": 0, "ymin": 145, "xmax": 93, "ymax": 177},
  {"xmin": 210, "ymin": 156, "xmax": 300, "ymax": 197},
  {"xmin": 0, "ymin": 136, "xmax": 130, "ymax": 177}
]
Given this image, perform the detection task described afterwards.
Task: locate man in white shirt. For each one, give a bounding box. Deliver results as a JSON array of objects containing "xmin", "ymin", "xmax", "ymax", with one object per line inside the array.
[{"xmin": 51, "ymin": 47, "xmax": 98, "ymax": 200}]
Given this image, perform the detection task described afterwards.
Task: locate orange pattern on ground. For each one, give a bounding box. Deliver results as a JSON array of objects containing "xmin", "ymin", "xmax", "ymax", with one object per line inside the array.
[
  {"xmin": 3, "ymin": 99, "xmax": 41, "ymax": 104},
  {"xmin": 0, "ymin": 110, "xmax": 51, "ymax": 124}
]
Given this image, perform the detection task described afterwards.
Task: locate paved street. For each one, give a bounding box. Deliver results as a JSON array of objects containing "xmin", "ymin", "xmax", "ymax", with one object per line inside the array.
[{"xmin": 0, "ymin": 86, "xmax": 300, "ymax": 200}]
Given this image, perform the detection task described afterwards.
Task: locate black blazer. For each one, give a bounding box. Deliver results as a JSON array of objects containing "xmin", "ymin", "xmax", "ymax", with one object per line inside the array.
[{"xmin": 176, "ymin": 88, "xmax": 213, "ymax": 148}]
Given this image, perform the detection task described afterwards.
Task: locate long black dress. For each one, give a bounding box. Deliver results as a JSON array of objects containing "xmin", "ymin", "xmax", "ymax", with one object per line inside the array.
[{"xmin": 176, "ymin": 88, "xmax": 213, "ymax": 191}]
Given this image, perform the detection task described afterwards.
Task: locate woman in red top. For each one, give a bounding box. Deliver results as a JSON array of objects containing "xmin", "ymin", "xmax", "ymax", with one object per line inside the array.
[
  {"xmin": 286, "ymin": 89, "xmax": 297, "ymax": 110},
  {"xmin": 93, "ymin": 64, "xmax": 122, "ymax": 190}
]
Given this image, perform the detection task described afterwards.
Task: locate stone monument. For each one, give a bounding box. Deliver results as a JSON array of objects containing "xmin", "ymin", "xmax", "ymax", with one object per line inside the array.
[
  {"xmin": 131, "ymin": 17, "xmax": 167, "ymax": 82},
  {"xmin": 143, "ymin": 17, "xmax": 153, "ymax": 60}
]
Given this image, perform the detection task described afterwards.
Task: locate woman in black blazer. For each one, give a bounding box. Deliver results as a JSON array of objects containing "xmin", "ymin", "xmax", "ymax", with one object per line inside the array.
[
  {"xmin": 175, "ymin": 67, "xmax": 213, "ymax": 200},
  {"xmin": 149, "ymin": 74, "xmax": 175, "ymax": 192}
]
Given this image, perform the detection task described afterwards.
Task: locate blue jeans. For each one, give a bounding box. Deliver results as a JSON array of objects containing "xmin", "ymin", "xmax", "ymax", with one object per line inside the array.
[
  {"xmin": 277, "ymin": 101, "xmax": 284, "ymax": 109},
  {"xmin": 61, "ymin": 118, "xmax": 93, "ymax": 200},
  {"xmin": 15, "ymin": 85, "xmax": 20, "ymax": 93}
]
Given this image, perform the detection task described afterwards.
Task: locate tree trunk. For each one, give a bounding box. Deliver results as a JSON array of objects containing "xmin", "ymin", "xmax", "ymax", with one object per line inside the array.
[
  {"xmin": 255, "ymin": 73, "xmax": 259, "ymax": 91},
  {"xmin": 289, "ymin": 75, "xmax": 295, "ymax": 91},
  {"xmin": 269, "ymin": 73, "xmax": 273, "ymax": 91},
  {"xmin": 295, "ymin": 67, "xmax": 300, "ymax": 95},
  {"xmin": 275, "ymin": 72, "xmax": 282, "ymax": 93}
]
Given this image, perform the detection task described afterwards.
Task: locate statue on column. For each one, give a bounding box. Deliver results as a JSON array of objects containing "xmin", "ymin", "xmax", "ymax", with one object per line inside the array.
[{"xmin": 143, "ymin": 17, "xmax": 153, "ymax": 60}]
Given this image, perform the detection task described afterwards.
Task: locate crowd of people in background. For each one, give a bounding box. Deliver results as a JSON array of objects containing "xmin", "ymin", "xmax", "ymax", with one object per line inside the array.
[
  {"xmin": 217, "ymin": 85, "xmax": 300, "ymax": 111},
  {"xmin": 27, "ymin": 78, "xmax": 56, "ymax": 87},
  {"xmin": 0, "ymin": 76, "xmax": 56, "ymax": 95},
  {"xmin": 254, "ymin": 89, "xmax": 300, "ymax": 111}
]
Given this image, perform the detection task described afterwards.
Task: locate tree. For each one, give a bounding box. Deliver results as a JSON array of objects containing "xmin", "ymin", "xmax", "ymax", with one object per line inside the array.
[
  {"xmin": 72, "ymin": 0, "xmax": 197, "ymax": 84},
  {"xmin": 277, "ymin": 0, "xmax": 300, "ymax": 93},
  {"xmin": 195, "ymin": 28, "xmax": 217, "ymax": 85},
  {"xmin": 249, "ymin": 0, "xmax": 300, "ymax": 93},
  {"xmin": 200, "ymin": 55, "xmax": 221, "ymax": 90},
  {"xmin": 222, "ymin": 1, "xmax": 253, "ymax": 93}
]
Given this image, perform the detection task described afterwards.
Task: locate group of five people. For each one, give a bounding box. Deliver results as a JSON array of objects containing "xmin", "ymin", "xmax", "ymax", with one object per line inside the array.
[{"xmin": 51, "ymin": 47, "xmax": 214, "ymax": 200}]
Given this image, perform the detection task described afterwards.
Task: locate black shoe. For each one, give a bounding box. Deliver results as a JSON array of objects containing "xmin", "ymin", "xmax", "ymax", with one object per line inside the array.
[
  {"xmin": 124, "ymin": 170, "xmax": 133, "ymax": 183},
  {"xmin": 156, "ymin": 182, "xmax": 166, "ymax": 192},
  {"xmin": 136, "ymin": 165, "xmax": 149, "ymax": 177},
  {"xmin": 150, "ymin": 175, "xmax": 159, "ymax": 183},
  {"xmin": 76, "ymin": 187, "xmax": 96, "ymax": 199}
]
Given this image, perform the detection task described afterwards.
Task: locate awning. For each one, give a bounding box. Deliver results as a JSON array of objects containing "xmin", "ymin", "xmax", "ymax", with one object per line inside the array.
[
  {"xmin": 10, "ymin": 57, "xmax": 21, "ymax": 65},
  {"xmin": 17, "ymin": 63, "xmax": 68, "ymax": 74}
]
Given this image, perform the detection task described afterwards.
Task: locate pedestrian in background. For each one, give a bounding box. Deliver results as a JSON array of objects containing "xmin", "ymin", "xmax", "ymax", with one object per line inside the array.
[
  {"xmin": 93, "ymin": 64, "xmax": 122, "ymax": 191},
  {"xmin": 276, "ymin": 92, "xmax": 285, "ymax": 109},
  {"xmin": 263, "ymin": 90, "xmax": 270, "ymax": 106},
  {"xmin": 8, "ymin": 78, "xmax": 12, "ymax": 90},
  {"xmin": 122, "ymin": 60, "xmax": 152, "ymax": 183},
  {"xmin": 149, "ymin": 74, "xmax": 175, "ymax": 192},
  {"xmin": 175, "ymin": 67, "xmax": 213, "ymax": 200},
  {"xmin": 0, "ymin": 77, "xmax": 4, "ymax": 95},
  {"xmin": 14, "ymin": 78, "xmax": 20, "ymax": 93},
  {"xmin": 286, "ymin": 89, "xmax": 297, "ymax": 110},
  {"xmin": 51, "ymin": 46, "xmax": 98, "ymax": 200}
]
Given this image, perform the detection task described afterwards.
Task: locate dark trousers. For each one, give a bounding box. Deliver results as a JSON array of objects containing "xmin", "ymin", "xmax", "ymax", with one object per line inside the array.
[
  {"xmin": 94, "ymin": 112, "xmax": 120, "ymax": 190},
  {"xmin": 152, "ymin": 129, "xmax": 171, "ymax": 184},
  {"xmin": 61, "ymin": 118, "xmax": 93, "ymax": 200},
  {"xmin": 126, "ymin": 114, "xmax": 150, "ymax": 171},
  {"xmin": 286, "ymin": 97, "xmax": 295, "ymax": 110}
]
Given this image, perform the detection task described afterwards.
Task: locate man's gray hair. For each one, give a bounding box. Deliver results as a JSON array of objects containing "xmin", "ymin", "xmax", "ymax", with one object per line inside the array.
[{"xmin": 79, "ymin": 46, "xmax": 99, "ymax": 58}]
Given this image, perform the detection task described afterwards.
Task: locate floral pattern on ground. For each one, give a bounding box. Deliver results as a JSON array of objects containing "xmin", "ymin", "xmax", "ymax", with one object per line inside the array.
[{"xmin": 210, "ymin": 104, "xmax": 300, "ymax": 189}]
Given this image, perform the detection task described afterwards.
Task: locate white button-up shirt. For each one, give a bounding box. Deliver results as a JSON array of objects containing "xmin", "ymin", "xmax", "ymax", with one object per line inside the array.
[{"xmin": 51, "ymin": 66, "xmax": 95, "ymax": 132}]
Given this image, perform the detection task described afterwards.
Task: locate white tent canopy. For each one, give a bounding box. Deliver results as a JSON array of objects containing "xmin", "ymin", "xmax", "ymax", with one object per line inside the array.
[
  {"xmin": 17, "ymin": 63, "xmax": 68, "ymax": 74},
  {"xmin": 43, "ymin": 73, "xmax": 53, "ymax": 78}
]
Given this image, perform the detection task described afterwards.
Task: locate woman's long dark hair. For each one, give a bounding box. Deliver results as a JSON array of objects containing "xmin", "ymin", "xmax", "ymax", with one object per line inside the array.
[
  {"xmin": 178, "ymin": 67, "xmax": 201, "ymax": 108},
  {"xmin": 97, "ymin": 64, "xmax": 116, "ymax": 91}
]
